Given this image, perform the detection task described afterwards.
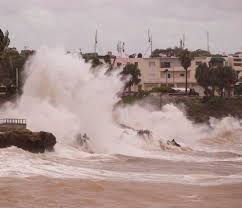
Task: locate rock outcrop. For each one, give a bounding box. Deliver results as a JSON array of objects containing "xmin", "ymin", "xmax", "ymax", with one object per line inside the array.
[
  {"xmin": 0, "ymin": 130, "xmax": 56, "ymax": 153},
  {"xmin": 167, "ymin": 139, "xmax": 181, "ymax": 147}
]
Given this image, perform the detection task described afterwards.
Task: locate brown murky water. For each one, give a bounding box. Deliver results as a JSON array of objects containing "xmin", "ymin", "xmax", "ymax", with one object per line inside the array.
[
  {"xmin": 2, "ymin": 46, "xmax": 242, "ymax": 207},
  {"xmin": 0, "ymin": 177, "xmax": 242, "ymax": 208},
  {"xmin": 1, "ymin": 129, "xmax": 242, "ymax": 207}
]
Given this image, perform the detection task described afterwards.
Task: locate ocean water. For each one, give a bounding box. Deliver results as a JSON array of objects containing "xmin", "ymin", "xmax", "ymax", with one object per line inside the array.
[{"xmin": 0, "ymin": 47, "xmax": 242, "ymax": 207}]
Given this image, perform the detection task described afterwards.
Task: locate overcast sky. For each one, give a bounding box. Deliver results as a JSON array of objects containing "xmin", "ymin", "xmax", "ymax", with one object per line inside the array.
[{"xmin": 0, "ymin": 0, "xmax": 242, "ymax": 54}]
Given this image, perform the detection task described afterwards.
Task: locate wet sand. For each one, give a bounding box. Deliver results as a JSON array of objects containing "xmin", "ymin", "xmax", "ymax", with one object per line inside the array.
[{"xmin": 0, "ymin": 177, "xmax": 241, "ymax": 208}]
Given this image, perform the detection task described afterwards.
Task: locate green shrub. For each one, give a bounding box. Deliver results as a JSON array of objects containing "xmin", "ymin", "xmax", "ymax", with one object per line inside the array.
[
  {"xmin": 122, "ymin": 90, "xmax": 150, "ymax": 104},
  {"xmin": 207, "ymin": 96, "xmax": 224, "ymax": 109},
  {"xmin": 150, "ymin": 86, "xmax": 176, "ymax": 93},
  {"xmin": 135, "ymin": 90, "xmax": 150, "ymax": 97},
  {"xmin": 235, "ymin": 85, "xmax": 242, "ymax": 95}
]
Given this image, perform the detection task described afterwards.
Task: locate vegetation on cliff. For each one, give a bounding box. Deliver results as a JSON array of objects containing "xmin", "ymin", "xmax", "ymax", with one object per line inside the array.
[{"xmin": 0, "ymin": 28, "xmax": 34, "ymax": 96}]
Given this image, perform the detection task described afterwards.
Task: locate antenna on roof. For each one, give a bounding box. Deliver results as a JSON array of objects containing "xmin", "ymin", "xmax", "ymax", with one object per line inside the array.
[
  {"xmin": 179, "ymin": 39, "xmax": 183, "ymax": 49},
  {"xmin": 182, "ymin": 34, "xmax": 185, "ymax": 49},
  {"xmin": 94, "ymin": 30, "xmax": 98, "ymax": 54},
  {"xmin": 148, "ymin": 29, "xmax": 153, "ymax": 55},
  {"xmin": 207, "ymin": 31, "xmax": 210, "ymax": 52}
]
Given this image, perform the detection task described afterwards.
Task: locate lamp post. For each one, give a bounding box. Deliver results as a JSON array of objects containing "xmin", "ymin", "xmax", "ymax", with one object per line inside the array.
[
  {"xmin": 160, "ymin": 69, "xmax": 169, "ymax": 109},
  {"xmin": 164, "ymin": 69, "xmax": 169, "ymax": 87}
]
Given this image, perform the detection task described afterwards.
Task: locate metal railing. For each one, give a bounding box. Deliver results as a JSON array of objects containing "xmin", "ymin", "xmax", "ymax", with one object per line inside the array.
[{"xmin": 0, "ymin": 118, "xmax": 27, "ymax": 125}]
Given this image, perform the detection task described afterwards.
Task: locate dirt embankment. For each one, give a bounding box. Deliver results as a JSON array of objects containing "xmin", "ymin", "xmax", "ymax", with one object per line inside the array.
[
  {"xmin": 125, "ymin": 95, "xmax": 242, "ymax": 124},
  {"xmin": 175, "ymin": 97, "xmax": 242, "ymax": 123}
]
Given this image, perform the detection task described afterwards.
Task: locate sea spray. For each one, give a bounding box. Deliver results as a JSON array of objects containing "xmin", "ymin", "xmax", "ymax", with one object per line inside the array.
[
  {"xmin": 1, "ymin": 47, "xmax": 145, "ymax": 155},
  {"xmin": 1, "ymin": 47, "xmax": 242, "ymax": 156}
]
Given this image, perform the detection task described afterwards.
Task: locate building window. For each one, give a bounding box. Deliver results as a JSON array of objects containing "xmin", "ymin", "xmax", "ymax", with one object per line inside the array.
[
  {"xmin": 149, "ymin": 62, "xmax": 156, "ymax": 67},
  {"xmin": 180, "ymin": 73, "xmax": 185, "ymax": 77},
  {"xmin": 160, "ymin": 62, "xmax": 171, "ymax": 68},
  {"xmin": 234, "ymin": 63, "xmax": 242, "ymax": 67},
  {"xmin": 167, "ymin": 74, "xmax": 171, "ymax": 78},
  {"xmin": 234, "ymin": 58, "xmax": 242, "ymax": 62}
]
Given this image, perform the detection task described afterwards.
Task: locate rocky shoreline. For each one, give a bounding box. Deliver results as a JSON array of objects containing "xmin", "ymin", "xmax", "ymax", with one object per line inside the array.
[{"xmin": 0, "ymin": 129, "xmax": 56, "ymax": 153}]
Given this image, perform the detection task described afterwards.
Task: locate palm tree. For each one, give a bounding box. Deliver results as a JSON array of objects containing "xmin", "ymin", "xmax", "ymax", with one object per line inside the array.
[
  {"xmin": 120, "ymin": 63, "xmax": 141, "ymax": 94},
  {"xmin": 179, "ymin": 49, "xmax": 193, "ymax": 93},
  {"xmin": 195, "ymin": 63, "xmax": 211, "ymax": 96}
]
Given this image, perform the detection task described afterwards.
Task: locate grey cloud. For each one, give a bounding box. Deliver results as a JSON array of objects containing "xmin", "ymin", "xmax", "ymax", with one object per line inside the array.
[{"xmin": 0, "ymin": 0, "xmax": 242, "ymax": 53}]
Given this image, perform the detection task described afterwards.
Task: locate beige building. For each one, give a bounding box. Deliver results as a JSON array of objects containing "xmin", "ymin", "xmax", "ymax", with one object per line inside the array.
[
  {"xmin": 114, "ymin": 54, "xmax": 242, "ymax": 95},
  {"xmin": 115, "ymin": 56, "xmax": 205, "ymax": 94},
  {"xmin": 228, "ymin": 53, "xmax": 242, "ymax": 79}
]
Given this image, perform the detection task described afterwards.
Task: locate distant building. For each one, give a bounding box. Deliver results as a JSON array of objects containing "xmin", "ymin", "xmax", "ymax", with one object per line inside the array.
[
  {"xmin": 228, "ymin": 53, "xmax": 242, "ymax": 79},
  {"xmin": 114, "ymin": 54, "xmax": 242, "ymax": 95},
  {"xmin": 114, "ymin": 56, "xmax": 203, "ymax": 94}
]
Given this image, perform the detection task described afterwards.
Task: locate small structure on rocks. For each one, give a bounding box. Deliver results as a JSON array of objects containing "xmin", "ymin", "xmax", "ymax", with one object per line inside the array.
[{"xmin": 0, "ymin": 118, "xmax": 27, "ymax": 131}]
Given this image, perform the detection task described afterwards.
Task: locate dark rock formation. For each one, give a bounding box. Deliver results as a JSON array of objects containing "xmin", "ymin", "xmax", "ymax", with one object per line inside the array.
[
  {"xmin": 0, "ymin": 130, "xmax": 56, "ymax": 153},
  {"xmin": 167, "ymin": 139, "xmax": 181, "ymax": 147}
]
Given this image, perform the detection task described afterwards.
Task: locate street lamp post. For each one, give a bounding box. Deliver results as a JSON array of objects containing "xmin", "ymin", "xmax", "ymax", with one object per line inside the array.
[
  {"xmin": 160, "ymin": 69, "xmax": 169, "ymax": 109},
  {"xmin": 165, "ymin": 69, "xmax": 169, "ymax": 87}
]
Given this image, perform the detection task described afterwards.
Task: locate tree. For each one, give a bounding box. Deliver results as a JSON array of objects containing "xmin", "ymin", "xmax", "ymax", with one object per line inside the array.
[
  {"xmin": 103, "ymin": 55, "xmax": 111, "ymax": 65},
  {"xmin": 195, "ymin": 63, "xmax": 238, "ymax": 97},
  {"xmin": 195, "ymin": 63, "xmax": 211, "ymax": 96},
  {"xmin": 179, "ymin": 49, "xmax": 193, "ymax": 93},
  {"xmin": 215, "ymin": 66, "xmax": 237, "ymax": 97},
  {"xmin": 82, "ymin": 53, "xmax": 103, "ymax": 68},
  {"xmin": 91, "ymin": 56, "xmax": 103, "ymax": 68},
  {"xmin": 0, "ymin": 29, "xmax": 10, "ymax": 52},
  {"xmin": 191, "ymin": 49, "xmax": 211, "ymax": 57},
  {"xmin": 225, "ymin": 66, "xmax": 238, "ymax": 96},
  {"xmin": 0, "ymin": 29, "xmax": 29, "ymax": 96},
  {"xmin": 120, "ymin": 63, "xmax": 141, "ymax": 94},
  {"xmin": 151, "ymin": 47, "xmax": 183, "ymax": 58}
]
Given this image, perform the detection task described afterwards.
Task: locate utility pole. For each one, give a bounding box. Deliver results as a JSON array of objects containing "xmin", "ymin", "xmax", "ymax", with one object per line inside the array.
[{"xmin": 165, "ymin": 69, "xmax": 169, "ymax": 87}]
